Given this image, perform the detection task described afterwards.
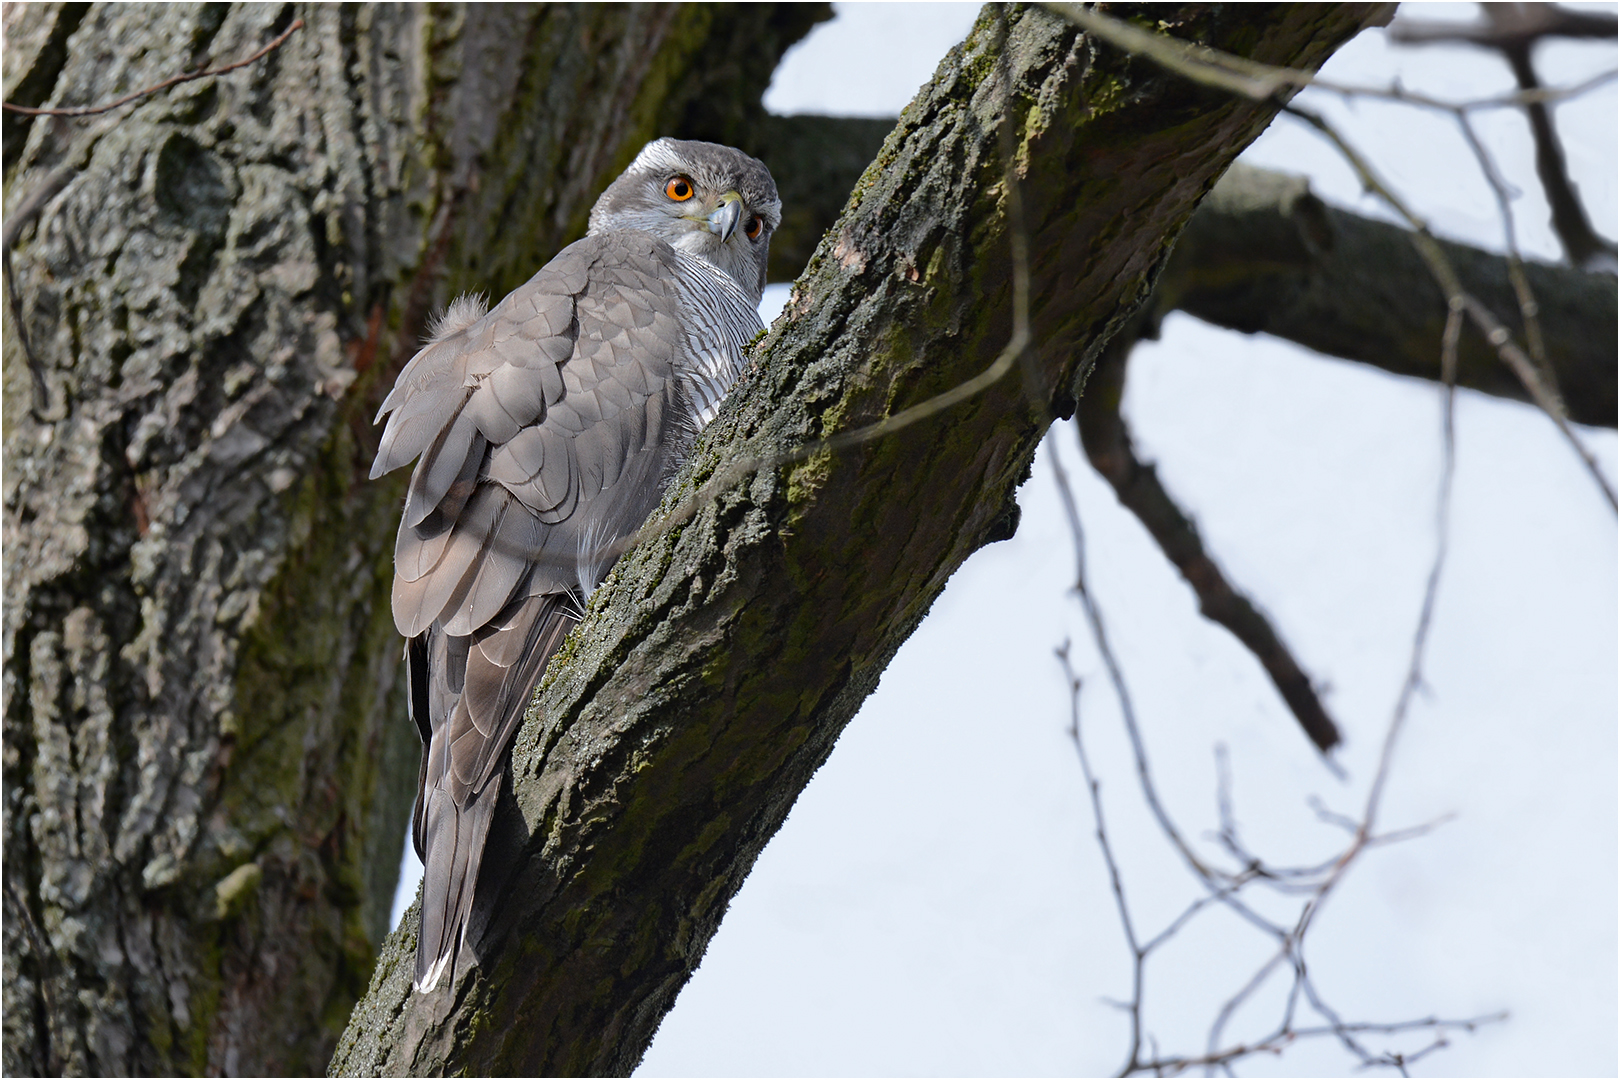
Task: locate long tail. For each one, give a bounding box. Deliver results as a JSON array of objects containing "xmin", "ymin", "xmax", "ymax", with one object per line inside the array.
[
  {"xmin": 405, "ymin": 596, "xmax": 578, "ymax": 993},
  {"xmin": 414, "ymin": 779, "xmax": 498, "ymax": 992}
]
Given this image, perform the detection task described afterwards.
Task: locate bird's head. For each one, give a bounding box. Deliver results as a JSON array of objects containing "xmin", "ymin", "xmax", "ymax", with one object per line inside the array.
[{"xmin": 588, "ymin": 137, "xmax": 781, "ymax": 303}]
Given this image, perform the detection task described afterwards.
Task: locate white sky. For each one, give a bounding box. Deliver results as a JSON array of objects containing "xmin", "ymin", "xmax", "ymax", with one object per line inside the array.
[{"xmin": 396, "ymin": 5, "xmax": 1619, "ymax": 1075}]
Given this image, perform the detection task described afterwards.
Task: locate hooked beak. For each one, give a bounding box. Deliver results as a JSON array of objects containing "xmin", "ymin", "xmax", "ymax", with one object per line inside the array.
[{"xmin": 704, "ymin": 192, "xmax": 744, "ymax": 243}]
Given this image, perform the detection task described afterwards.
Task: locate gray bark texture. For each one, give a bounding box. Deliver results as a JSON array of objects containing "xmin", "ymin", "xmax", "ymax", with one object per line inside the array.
[
  {"xmin": 327, "ymin": 4, "xmax": 1389, "ymax": 1075},
  {"xmin": 2, "ymin": 3, "xmax": 828, "ymax": 1075}
]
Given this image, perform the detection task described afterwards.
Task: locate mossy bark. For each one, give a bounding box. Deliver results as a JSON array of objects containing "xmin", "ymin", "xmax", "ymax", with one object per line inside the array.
[
  {"xmin": 330, "ymin": 4, "xmax": 1389, "ymax": 1076},
  {"xmin": 1, "ymin": 4, "xmax": 825, "ymax": 1075}
]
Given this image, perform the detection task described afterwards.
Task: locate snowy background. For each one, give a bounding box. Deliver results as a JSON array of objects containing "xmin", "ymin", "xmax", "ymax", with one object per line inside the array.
[{"xmin": 396, "ymin": 5, "xmax": 1619, "ymax": 1075}]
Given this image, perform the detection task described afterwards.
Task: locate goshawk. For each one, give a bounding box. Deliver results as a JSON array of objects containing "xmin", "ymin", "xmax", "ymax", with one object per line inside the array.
[{"xmin": 371, "ymin": 138, "xmax": 780, "ymax": 992}]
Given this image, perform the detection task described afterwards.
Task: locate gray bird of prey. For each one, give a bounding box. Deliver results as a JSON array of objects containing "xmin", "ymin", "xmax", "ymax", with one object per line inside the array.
[{"xmin": 371, "ymin": 138, "xmax": 779, "ymax": 992}]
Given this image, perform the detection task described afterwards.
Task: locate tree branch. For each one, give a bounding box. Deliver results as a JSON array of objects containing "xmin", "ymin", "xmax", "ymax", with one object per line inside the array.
[
  {"xmin": 1492, "ymin": 16, "xmax": 1618, "ymax": 270},
  {"xmin": 1076, "ymin": 328, "xmax": 1343, "ymax": 752},
  {"xmin": 1390, "ymin": 4, "xmax": 1617, "ymax": 48},
  {"xmin": 1388, "ymin": 4, "xmax": 1619, "ymax": 269},
  {"xmin": 750, "ymin": 127, "xmax": 1619, "ymax": 427},
  {"xmin": 1, "ymin": 5, "xmax": 831, "ymax": 1075},
  {"xmin": 1157, "ymin": 164, "xmax": 1617, "ymax": 427}
]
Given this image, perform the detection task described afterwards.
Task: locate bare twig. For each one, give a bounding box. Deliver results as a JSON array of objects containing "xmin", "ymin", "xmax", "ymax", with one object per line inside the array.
[
  {"xmin": 1138, "ymin": 1011, "xmax": 1509, "ymax": 1077},
  {"xmin": 1048, "ymin": 439, "xmax": 1220, "ymax": 885},
  {"xmin": 1043, "ymin": 265, "xmax": 1494, "ymax": 1075},
  {"xmin": 1496, "ymin": 34, "xmax": 1617, "ymax": 269},
  {"xmin": 1040, "ymin": 2, "xmax": 1613, "ymax": 114},
  {"xmin": 1043, "ymin": 0, "xmax": 1617, "ymax": 510},
  {"xmin": 1452, "ymin": 112, "xmax": 1560, "ymax": 399},
  {"xmin": 1365, "ymin": 303, "xmax": 1460, "ymax": 832},
  {"xmin": 1049, "ymin": 440, "xmax": 1496, "ymax": 1074},
  {"xmin": 1, "ymin": 19, "xmax": 304, "ymax": 117},
  {"xmin": 1055, "ymin": 646, "xmax": 1145, "ymax": 1075},
  {"xmin": 1391, "ymin": 4, "xmax": 1619, "ymax": 267},
  {"xmin": 1029, "ymin": 8, "xmax": 1551, "ymax": 1073}
]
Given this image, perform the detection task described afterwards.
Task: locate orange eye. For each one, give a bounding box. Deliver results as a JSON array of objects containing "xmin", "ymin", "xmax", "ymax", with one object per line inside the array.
[
  {"xmin": 665, "ymin": 176, "xmax": 695, "ymax": 201},
  {"xmin": 744, "ymin": 215, "xmax": 764, "ymax": 240}
]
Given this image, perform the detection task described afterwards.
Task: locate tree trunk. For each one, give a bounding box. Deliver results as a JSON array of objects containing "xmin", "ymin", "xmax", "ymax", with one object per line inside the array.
[
  {"xmin": 329, "ymin": 4, "xmax": 1390, "ymax": 1075},
  {"xmin": 1, "ymin": 4, "xmax": 826, "ymax": 1075}
]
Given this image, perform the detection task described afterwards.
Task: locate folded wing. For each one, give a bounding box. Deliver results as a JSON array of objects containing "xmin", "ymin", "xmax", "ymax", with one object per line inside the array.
[{"xmin": 372, "ymin": 232, "xmax": 693, "ymax": 992}]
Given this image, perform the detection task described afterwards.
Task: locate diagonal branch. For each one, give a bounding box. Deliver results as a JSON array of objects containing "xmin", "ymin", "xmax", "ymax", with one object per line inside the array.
[
  {"xmin": 1390, "ymin": 4, "xmax": 1617, "ymax": 48},
  {"xmin": 1076, "ymin": 329, "xmax": 1342, "ymax": 752},
  {"xmin": 1287, "ymin": 104, "xmax": 1617, "ymax": 510},
  {"xmin": 1392, "ymin": 3, "xmax": 1620, "ymax": 270},
  {"xmin": 1491, "ymin": 19, "xmax": 1618, "ymax": 270}
]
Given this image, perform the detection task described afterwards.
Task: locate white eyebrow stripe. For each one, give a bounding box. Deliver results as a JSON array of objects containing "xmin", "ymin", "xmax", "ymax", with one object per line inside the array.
[{"xmin": 630, "ymin": 139, "xmax": 686, "ymax": 176}]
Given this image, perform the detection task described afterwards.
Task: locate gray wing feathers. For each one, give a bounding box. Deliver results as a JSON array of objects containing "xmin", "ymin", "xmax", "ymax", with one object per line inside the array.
[{"xmin": 375, "ymin": 233, "xmax": 711, "ymax": 993}]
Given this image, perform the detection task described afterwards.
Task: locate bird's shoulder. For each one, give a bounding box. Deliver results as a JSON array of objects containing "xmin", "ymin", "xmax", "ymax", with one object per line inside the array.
[{"xmin": 371, "ymin": 232, "xmax": 693, "ymax": 482}]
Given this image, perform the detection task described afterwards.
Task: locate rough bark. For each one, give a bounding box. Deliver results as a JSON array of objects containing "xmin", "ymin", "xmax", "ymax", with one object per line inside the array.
[
  {"xmin": 1, "ymin": 4, "xmax": 826, "ymax": 1075},
  {"xmin": 1157, "ymin": 163, "xmax": 1618, "ymax": 427},
  {"xmin": 756, "ymin": 115, "xmax": 896, "ymax": 282},
  {"xmin": 330, "ymin": 4, "xmax": 1389, "ymax": 1075}
]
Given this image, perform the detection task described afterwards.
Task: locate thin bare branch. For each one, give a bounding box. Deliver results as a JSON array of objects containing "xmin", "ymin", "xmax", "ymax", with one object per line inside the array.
[
  {"xmin": 1453, "ymin": 112, "xmax": 1562, "ymax": 401},
  {"xmin": 1, "ymin": 19, "xmax": 304, "ymax": 117},
  {"xmin": 1049, "ymin": 159, "xmax": 1496, "ymax": 1080},
  {"xmin": 1287, "ymin": 105, "xmax": 1617, "ymax": 511},
  {"xmin": 1138, "ymin": 1011, "xmax": 1508, "ymax": 1077},
  {"xmin": 1041, "ymin": 2, "xmax": 1613, "ymax": 114},
  {"xmin": 1056, "ymin": 644, "xmax": 1145, "ymax": 1076},
  {"xmin": 1042, "ymin": 0, "xmax": 1616, "ymax": 507},
  {"xmin": 1049, "ymin": 434, "xmax": 1221, "ymax": 885},
  {"xmin": 1033, "ymin": 8, "xmax": 1547, "ymax": 1075},
  {"xmin": 1479, "ymin": 6, "xmax": 1619, "ymax": 269},
  {"xmin": 1365, "ymin": 302, "xmax": 1460, "ymax": 832}
]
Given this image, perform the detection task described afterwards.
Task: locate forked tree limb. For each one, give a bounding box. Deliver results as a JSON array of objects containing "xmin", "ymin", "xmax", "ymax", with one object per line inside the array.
[{"xmin": 1390, "ymin": 3, "xmax": 1619, "ymax": 270}]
